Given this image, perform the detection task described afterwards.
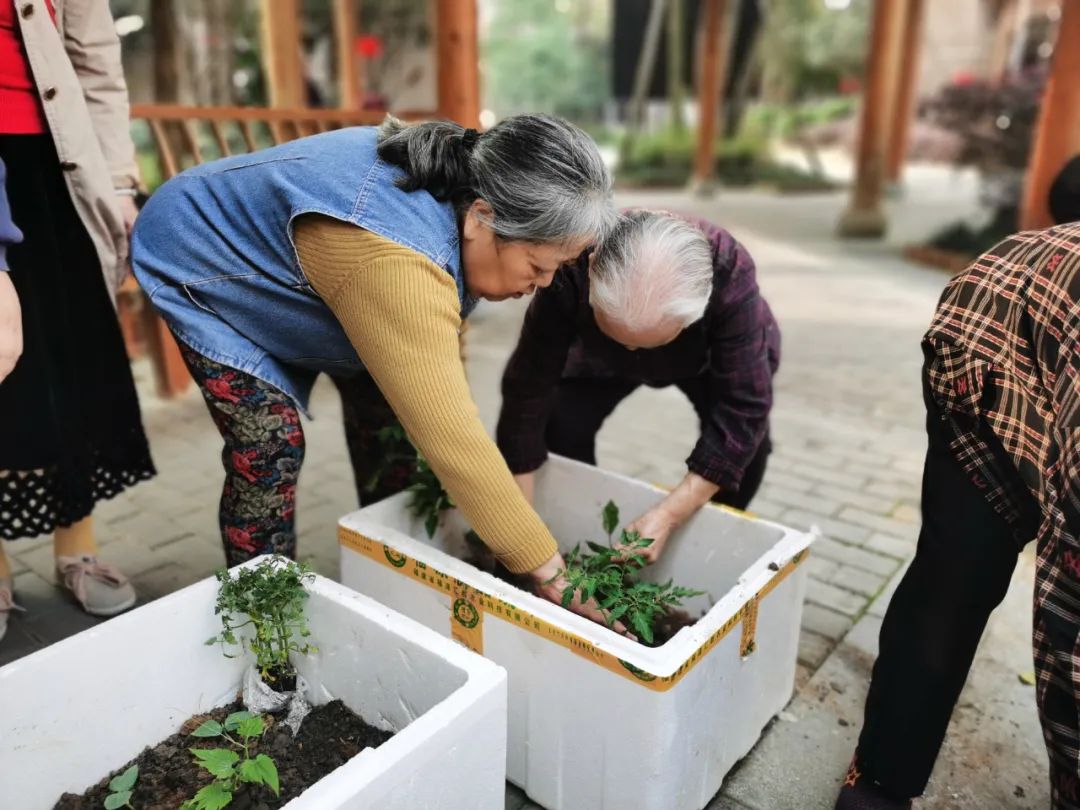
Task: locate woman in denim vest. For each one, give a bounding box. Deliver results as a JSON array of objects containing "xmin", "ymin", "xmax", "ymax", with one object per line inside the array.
[{"xmin": 132, "ymin": 114, "xmax": 619, "ymax": 622}]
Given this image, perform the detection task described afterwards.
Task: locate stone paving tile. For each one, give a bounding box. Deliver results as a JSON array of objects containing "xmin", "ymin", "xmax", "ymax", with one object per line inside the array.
[
  {"xmin": 864, "ymin": 479, "xmax": 919, "ymax": 501},
  {"xmin": 809, "ymin": 536, "xmax": 902, "ymax": 577},
  {"xmin": 744, "ymin": 497, "xmax": 785, "ymax": 521},
  {"xmin": 805, "ymin": 579, "xmax": 867, "ymax": 618},
  {"xmin": 800, "ymin": 603, "xmax": 855, "ymax": 643},
  {"xmin": 20, "ymin": 601, "xmax": 103, "ymax": 644},
  {"xmin": 787, "ymin": 464, "xmax": 868, "ymax": 490},
  {"xmin": 838, "ymin": 506, "xmax": 919, "ymax": 540},
  {"xmin": 803, "ymin": 555, "xmax": 840, "ymax": 582},
  {"xmin": 757, "ymin": 485, "xmax": 842, "ymax": 519},
  {"xmin": 754, "ymin": 468, "xmax": 815, "ymax": 493},
  {"xmin": 828, "ymin": 564, "xmax": 888, "ymax": 599},
  {"xmin": 779, "ymin": 509, "xmax": 873, "ymax": 545},
  {"xmin": 891, "ymin": 502, "xmax": 920, "ymax": 523},
  {"xmin": 705, "ymin": 794, "xmax": 758, "ymax": 810},
  {"xmin": 0, "ymin": 622, "xmax": 44, "ymax": 666},
  {"xmin": 863, "ymin": 532, "xmax": 916, "ymax": 560},
  {"xmin": 797, "ymin": 629, "xmax": 835, "ymax": 670},
  {"xmin": 811, "ymin": 483, "xmax": 898, "ymax": 516}
]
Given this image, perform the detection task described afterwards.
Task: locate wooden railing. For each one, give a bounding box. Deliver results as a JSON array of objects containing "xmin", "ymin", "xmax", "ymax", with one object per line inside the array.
[{"xmin": 120, "ymin": 104, "xmax": 431, "ymax": 398}]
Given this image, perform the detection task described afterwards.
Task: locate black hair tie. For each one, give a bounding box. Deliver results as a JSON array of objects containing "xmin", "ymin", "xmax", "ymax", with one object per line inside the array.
[{"xmin": 461, "ymin": 128, "xmax": 480, "ymax": 150}]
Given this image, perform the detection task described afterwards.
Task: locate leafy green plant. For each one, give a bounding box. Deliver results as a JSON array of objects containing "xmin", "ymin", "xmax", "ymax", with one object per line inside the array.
[
  {"xmin": 369, "ymin": 424, "xmax": 454, "ymax": 538},
  {"xmin": 556, "ymin": 501, "xmax": 704, "ymax": 645},
  {"xmin": 206, "ymin": 557, "xmax": 317, "ymax": 686},
  {"xmin": 371, "ymin": 440, "xmax": 705, "ymax": 644},
  {"xmin": 182, "ymin": 711, "xmax": 280, "ymax": 810},
  {"xmin": 407, "ymin": 455, "xmax": 455, "ymax": 538},
  {"xmin": 616, "ymin": 127, "xmax": 831, "ymax": 191},
  {"xmin": 103, "ymin": 764, "xmax": 138, "ymax": 809}
]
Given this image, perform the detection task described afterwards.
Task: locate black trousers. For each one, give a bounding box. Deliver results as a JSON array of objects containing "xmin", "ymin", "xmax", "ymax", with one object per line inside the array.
[
  {"xmin": 544, "ymin": 376, "xmax": 770, "ymax": 509},
  {"xmin": 854, "ymin": 385, "xmax": 1030, "ymax": 798}
]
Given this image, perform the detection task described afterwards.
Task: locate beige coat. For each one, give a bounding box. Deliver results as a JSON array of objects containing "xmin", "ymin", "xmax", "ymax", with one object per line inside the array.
[{"xmin": 13, "ymin": 0, "xmax": 139, "ymax": 299}]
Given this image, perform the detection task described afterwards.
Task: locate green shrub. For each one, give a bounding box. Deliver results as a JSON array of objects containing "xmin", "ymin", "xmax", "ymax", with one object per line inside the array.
[{"xmin": 616, "ymin": 127, "xmax": 833, "ymax": 191}]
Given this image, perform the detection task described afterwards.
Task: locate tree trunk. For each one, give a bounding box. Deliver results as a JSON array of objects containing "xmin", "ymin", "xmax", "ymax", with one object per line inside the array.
[
  {"xmin": 623, "ymin": 0, "xmax": 668, "ymax": 160},
  {"xmin": 151, "ymin": 0, "xmax": 181, "ymax": 102}
]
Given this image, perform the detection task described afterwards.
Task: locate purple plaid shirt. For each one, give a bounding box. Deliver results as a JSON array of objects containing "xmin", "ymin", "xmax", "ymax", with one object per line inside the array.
[{"xmin": 496, "ymin": 214, "xmax": 780, "ymax": 492}]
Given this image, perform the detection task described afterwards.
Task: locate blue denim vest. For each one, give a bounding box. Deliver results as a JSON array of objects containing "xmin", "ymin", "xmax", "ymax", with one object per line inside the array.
[{"xmin": 131, "ymin": 127, "xmax": 474, "ymax": 413}]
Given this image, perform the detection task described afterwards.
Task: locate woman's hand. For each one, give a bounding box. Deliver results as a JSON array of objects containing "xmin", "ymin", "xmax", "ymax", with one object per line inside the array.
[
  {"xmin": 526, "ymin": 551, "xmax": 631, "ymax": 636},
  {"xmin": 0, "ymin": 272, "xmax": 22, "ymax": 383},
  {"xmin": 616, "ymin": 504, "xmax": 679, "ymax": 565},
  {"xmin": 616, "ymin": 472, "xmax": 722, "ymax": 566},
  {"xmin": 116, "ymin": 194, "xmax": 139, "ymax": 239}
]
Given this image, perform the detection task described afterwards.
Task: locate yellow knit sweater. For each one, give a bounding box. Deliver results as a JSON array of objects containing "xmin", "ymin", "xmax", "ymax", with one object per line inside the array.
[{"xmin": 293, "ymin": 214, "xmax": 557, "ymax": 574}]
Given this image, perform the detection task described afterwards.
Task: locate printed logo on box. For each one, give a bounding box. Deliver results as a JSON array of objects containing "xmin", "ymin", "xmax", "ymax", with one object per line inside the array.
[
  {"xmin": 453, "ymin": 598, "xmax": 481, "ymax": 629},
  {"xmin": 383, "ymin": 545, "xmax": 408, "ymax": 568}
]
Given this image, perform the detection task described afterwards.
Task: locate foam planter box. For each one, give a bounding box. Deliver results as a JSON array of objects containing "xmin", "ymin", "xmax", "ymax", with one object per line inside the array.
[
  {"xmin": 339, "ymin": 455, "xmax": 816, "ymax": 810},
  {"xmin": 0, "ymin": 565, "xmax": 507, "ymax": 810}
]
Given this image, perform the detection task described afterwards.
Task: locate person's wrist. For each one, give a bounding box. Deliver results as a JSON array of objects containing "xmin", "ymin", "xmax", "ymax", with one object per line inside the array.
[{"xmin": 527, "ymin": 551, "xmax": 564, "ymax": 585}]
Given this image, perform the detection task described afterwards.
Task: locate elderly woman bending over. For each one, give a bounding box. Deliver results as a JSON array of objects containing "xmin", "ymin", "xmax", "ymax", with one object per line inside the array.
[{"xmin": 497, "ymin": 210, "xmax": 780, "ymax": 564}]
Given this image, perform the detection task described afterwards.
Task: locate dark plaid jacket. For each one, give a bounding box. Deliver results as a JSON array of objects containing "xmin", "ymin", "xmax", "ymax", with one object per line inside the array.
[
  {"xmin": 924, "ymin": 222, "xmax": 1080, "ymax": 565},
  {"xmin": 496, "ymin": 215, "xmax": 780, "ymax": 492}
]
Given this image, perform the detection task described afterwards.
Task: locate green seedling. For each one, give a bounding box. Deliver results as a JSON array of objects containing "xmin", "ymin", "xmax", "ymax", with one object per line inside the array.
[
  {"xmin": 205, "ymin": 557, "xmax": 316, "ymax": 685},
  {"xmin": 103, "ymin": 764, "xmax": 138, "ymax": 809},
  {"xmin": 557, "ymin": 501, "xmax": 704, "ymax": 644},
  {"xmin": 181, "ymin": 711, "xmax": 280, "ymax": 810}
]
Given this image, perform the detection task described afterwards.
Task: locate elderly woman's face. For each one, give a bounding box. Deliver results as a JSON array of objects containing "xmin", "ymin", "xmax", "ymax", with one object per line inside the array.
[{"xmin": 461, "ymin": 200, "xmax": 589, "ymax": 301}]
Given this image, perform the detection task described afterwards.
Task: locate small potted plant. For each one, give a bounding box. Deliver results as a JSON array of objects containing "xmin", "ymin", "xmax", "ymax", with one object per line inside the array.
[{"xmin": 2, "ymin": 556, "xmax": 508, "ymax": 809}]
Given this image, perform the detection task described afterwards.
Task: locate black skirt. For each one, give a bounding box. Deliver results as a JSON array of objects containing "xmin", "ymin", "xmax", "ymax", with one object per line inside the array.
[{"xmin": 0, "ymin": 134, "xmax": 155, "ymax": 540}]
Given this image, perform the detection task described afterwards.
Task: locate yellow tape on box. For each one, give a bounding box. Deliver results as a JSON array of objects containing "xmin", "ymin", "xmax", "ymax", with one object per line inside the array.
[{"xmin": 339, "ymin": 525, "xmax": 807, "ymax": 692}]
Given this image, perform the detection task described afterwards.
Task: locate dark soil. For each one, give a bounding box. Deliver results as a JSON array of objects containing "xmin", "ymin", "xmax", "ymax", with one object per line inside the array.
[
  {"xmin": 463, "ymin": 533, "xmax": 698, "ymax": 647},
  {"xmin": 55, "ymin": 699, "xmax": 393, "ymax": 810},
  {"xmin": 265, "ymin": 666, "xmax": 296, "ymax": 693}
]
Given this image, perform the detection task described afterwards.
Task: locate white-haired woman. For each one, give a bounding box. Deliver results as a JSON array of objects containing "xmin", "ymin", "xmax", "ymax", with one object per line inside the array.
[
  {"xmin": 497, "ymin": 210, "xmax": 780, "ymax": 564},
  {"xmin": 132, "ymin": 114, "xmax": 620, "ymax": 622}
]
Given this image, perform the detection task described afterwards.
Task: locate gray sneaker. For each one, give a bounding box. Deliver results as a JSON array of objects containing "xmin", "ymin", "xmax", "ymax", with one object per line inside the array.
[
  {"xmin": 55, "ymin": 555, "xmax": 137, "ymax": 617},
  {"xmin": 0, "ymin": 577, "xmax": 25, "ymax": 643}
]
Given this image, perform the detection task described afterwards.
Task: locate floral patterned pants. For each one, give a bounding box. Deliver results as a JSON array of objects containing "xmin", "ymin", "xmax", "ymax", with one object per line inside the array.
[{"xmin": 180, "ymin": 344, "xmax": 415, "ymax": 566}]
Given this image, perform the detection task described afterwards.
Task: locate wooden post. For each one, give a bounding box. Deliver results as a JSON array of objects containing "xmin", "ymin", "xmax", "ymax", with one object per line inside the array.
[
  {"xmin": 435, "ymin": 0, "xmax": 480, "ymax": 127},
  {"xmin": 837, "ymin": 0, "xmax": 907, "ymax": 239},
  {"xmin": 1020, "ymin": 0, "xmax": 1080, "ymax": 230},
  {"xmin": 886, "ymin": 0, "xmax": 925, "ymax": 184},
  {"xmin": 690, "ymin": 0, "xmax": 729, "ymax": 195},
  {"xmin": 259, "ymin": 0, "xmax": 304, "ymax": 108},
  {"xmin": 334, "ymin": 0, "xmax": 360, "ymax": 109}
]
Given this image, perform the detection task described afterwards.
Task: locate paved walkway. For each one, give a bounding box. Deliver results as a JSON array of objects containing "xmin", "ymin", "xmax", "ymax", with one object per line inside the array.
[{"xmin": 0, "ymin": 178, "xmax": 1048, "ymax": 808}]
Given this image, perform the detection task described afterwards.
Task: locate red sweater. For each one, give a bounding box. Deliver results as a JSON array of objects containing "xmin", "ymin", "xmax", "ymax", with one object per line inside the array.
[{"xmin": 0, "ymin": 0, "xmax": 56, "ymax": 134}]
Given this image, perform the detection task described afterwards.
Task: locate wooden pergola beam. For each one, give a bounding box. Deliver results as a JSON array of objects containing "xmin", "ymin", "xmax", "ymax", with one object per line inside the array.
[
  {"xmin": 435, "ymin": 0, "xmax": 481, "ymax": 127},
  {"xmin": 690, "ymin": 0, "xmax": 730, "ymax": 195},
  {"xmin": 334, "ymin": 0, "xmax": 360, "ymax": 109},
  {"xmin": 886, "ymin": 0, "xmax": 925, "ymax": 184},
  {"xmin": 837, "ymin": 0, "xmax": 908, "ymax": 239},
  {"xmin": 1020, "ymin": 0, "xmax": 1080, "ymax": 230},
  {"xmin": 260, "ymin": 0, "xmax": 304, "ymax": 108}
]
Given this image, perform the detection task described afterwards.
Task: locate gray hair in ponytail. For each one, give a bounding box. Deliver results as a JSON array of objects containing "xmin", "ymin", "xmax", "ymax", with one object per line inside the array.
[{"xmin": 377, "ymin": 113, "xmax": 616, "ymax": 247}]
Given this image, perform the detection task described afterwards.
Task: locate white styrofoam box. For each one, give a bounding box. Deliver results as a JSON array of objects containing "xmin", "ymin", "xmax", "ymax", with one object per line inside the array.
[
  {"xmin": 0, "ymin": 565, "xmax": 507, "ymax": 810},
  {"xmin": 339, "ymin": 454, "xmax": 816, "ymax": 810}
]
